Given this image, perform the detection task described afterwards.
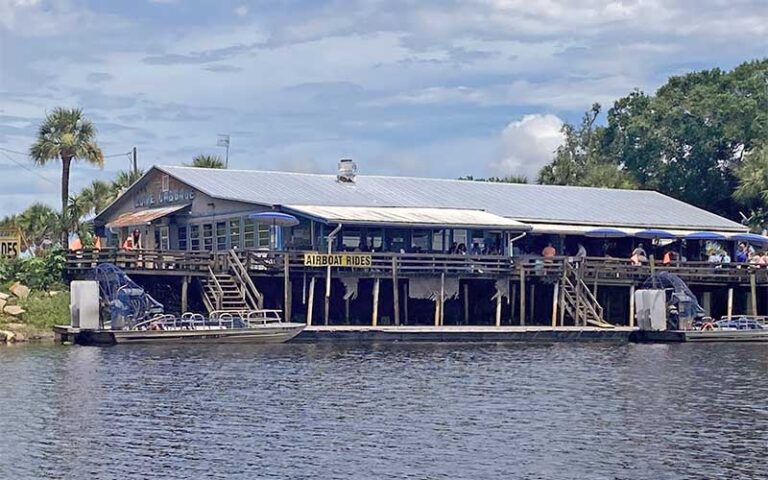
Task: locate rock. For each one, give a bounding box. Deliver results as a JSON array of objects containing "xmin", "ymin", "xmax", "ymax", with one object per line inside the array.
[
  {"xmin": 0, "ymin": 298, "xmax": 5, "ymax": 310},
  {"xmin": 0, "ymin": 330, "xmax": 16, "ymax": 343},
  {"xmin": 11, "ymin": 331, "xmax": 25, "ymax": 342},
  {"xmin": 0, "ymin": 292, "xmax": 8, "ymax": 301},
  {"xmin": 48, "ymin": 291, "xmax": 60, "ymax": 297},
  {"xmin": 3, "ymin": 305, "xmax": 25, "ymax": 317},
  {"xmin": 9, "ymin": 282, "xmax": 30, "ymax": 300}
]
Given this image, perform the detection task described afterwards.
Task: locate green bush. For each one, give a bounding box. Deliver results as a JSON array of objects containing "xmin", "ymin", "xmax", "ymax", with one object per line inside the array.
[{"xmin": 0, "ymin": 249, "xmax": 66, "ymax": 290}]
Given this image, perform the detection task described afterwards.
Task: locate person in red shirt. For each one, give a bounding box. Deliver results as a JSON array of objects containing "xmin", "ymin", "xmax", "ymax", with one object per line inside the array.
[{"xmin": 542, "ymin": 242, "xmax": 556, "ymax": 260}]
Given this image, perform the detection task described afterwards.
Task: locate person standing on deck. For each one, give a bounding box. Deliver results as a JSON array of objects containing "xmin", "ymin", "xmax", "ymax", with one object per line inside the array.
[
  {"xmin": 542, "ymin": 242, "xmax": 556, "ymax": 260},
  {"xmin": 736, "ymin": 243, "xmax": 749, "ymax": 263},
  {"xmin": 576, "ymin": 242, "xmax": 587, "ymax": 259}
]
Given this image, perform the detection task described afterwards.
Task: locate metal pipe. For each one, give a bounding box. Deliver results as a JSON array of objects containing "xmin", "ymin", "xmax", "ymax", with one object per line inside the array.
[
  {"xmin": 326, "ymin": 223, "xmax": 342, "ymax": 298},
  {"xmin": 509, "ymin": 231, "xmax": 527, "ymax": 256}
]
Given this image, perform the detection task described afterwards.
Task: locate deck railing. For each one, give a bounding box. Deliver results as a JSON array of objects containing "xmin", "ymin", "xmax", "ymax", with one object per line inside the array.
[{"xmin": 65, "ymin": 248, "xmax": 768, "ymax": 284}]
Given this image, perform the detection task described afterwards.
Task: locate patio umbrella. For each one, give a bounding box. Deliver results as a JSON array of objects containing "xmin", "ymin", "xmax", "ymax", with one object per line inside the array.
[
  {"xmin": 729, "ymin": 233, "xmax": 768, "ymax": 245},
  {"xmin": 635, "ymin": 229, "xmax": 678, "ymax": 240},
  {"xmin": 684, "ymin": 231, "xmax": 726, "ymax": 241},
  {"xmin": 249, "ymin": 212, "xmax": 300, "ymax": 249},
  {"xmin": 584, "ymin": 227, "xmax": 628, "ymax": 238}
]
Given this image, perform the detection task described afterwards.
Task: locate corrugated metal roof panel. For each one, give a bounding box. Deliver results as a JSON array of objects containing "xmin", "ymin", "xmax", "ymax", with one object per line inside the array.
[
  {"xmin": 106, "ymin": 204, "xmax": 190, "ymax": 228},
  {"xmin": 284, "ymin": 205, "xmax": 531, "ymax": 230},
  {"xmin": 156, "ymin": 166, "xmax": 747, "ymax": 232}
]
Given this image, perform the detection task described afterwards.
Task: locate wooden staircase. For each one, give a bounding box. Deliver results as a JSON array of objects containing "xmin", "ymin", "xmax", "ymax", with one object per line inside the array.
[
  {"xmin": 559, "ymin": 261, "xmax": 613, "ymax": 328},
  {"xmin": 200, "ymin": 250, "xmax": 264, "ymax": 314}
]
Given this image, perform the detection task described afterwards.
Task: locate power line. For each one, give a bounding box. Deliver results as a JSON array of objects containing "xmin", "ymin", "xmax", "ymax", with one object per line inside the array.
[
  {"xmin": 0, "ymin": 146, "xmax": 132, "ymax": 159},
  {"xmin": 0, "ymin": 151, "xmax": 58, "ymax": 186},
  {"xmin": 0, "ymin": 147, "xmax": 27, "ymax": 156}
]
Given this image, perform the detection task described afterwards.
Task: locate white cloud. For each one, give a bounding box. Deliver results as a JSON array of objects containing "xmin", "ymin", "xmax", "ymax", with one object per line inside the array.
[
  {"xmin": 490, "ymin": 114, "xmax": 565, "ymax": 180},
  {"xmin": 233, "ymin": 5, "xmax": 248, "ymax": 17}
]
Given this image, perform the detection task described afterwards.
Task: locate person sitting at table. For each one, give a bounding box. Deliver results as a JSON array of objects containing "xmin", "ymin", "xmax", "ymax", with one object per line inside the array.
[
  {"xmin": 542, "ymin": 242, "xmax": 556, "ymax": 260},
  {"xmin": 662, "ymin": 249, "xmax": 674, "ymax": 265},
  {"xmin": 735, "ymin": 243, "xmax": 749, "ymax": 263}
]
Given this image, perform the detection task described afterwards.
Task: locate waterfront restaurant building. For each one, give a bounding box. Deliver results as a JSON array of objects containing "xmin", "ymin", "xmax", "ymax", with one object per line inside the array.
[{"xmin": 95, "ymin": 162, "xmax": 747, "ymax": 257}]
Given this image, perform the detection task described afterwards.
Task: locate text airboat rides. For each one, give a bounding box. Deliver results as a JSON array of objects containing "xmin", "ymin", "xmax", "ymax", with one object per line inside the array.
[
  {"xmin": 304, "ymin": 253, "xmax": 373, "ymax": 268},
  {"xmin": 133, "ymin": 189, "xmax": 195, "ymax": 208}
]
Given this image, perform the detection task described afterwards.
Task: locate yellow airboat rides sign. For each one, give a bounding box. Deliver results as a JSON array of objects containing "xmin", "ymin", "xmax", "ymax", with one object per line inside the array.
[
  {"xmin": 303, "ymin": 253, "xmax": 373, "ymax": 268},
  {"xmin": 0, "ymin": 228, "xmax": 21, "ymax": 259}
]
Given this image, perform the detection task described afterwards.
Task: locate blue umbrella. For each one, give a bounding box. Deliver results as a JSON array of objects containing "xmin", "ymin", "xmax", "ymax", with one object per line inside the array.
[
  {"xmin": 684, "ymin": 231, "xmax": 726, "ymax": 241},
  {"xmin": 584, "ymin": 227, "xmax": 628, "ymax": 238},
  {"xmin": 248, "ymin": 211, "xmax": 300, "ymax": 227},
  {"xmin": 729, "ymin": 233, "xmax": 768, "ymax": 245},
  {"xmin": 635, "ymin": 229, "xmax": 678, "ymax": 240}
]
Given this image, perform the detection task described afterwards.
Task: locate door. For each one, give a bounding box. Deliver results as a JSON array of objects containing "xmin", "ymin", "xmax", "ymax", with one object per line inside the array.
[{"xmin": 157, "ymin": 226, "xmax": 170, "ymax": 250}]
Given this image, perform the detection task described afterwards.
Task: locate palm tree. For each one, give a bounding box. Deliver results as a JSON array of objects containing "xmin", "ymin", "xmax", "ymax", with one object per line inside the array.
[
  {"xmin": 735, "ymin": 146, "xmax": 768, "ymax": 203},
  {"xmin": 16, "ymin": 203, "xmax": 59, "ymax": 247},
  {"xmin": 29, "ymin": 108, "xmax": 104, "ymax": 242},
  {"xmin": 112, "ymin": 169, "xmax": 145, "ymax": 195},
  {"xmin": 78, "ymin": 180, "xmax": 116, "ymax": 216},
  {"xmin": 187, "ymin": 154, "xmax": 225, "ymax": 169}
]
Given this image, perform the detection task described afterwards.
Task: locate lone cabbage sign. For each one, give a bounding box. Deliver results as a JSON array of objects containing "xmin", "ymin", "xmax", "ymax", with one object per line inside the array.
[
  {"xmin": 0, "ymin": 228, "xmax": 20, "ymax": 259},
  {"xmin": 304, "ymin": 253, "xmax": 373, "ymax": 268}
]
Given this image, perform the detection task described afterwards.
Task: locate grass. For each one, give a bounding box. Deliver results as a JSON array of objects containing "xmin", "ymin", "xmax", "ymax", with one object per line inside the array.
[{"xmin": 0, "ymin": 287, "xmax": 70, "ymax": 340}]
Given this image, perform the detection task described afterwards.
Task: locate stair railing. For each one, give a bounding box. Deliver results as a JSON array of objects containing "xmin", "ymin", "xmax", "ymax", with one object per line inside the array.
[
  {"xmin": 227, "ymin": 250, "xmax": 264, "ymax": 309},
  {"xmin": 207, "ymin": 266, "xmax": 224, "ymax": 311}
]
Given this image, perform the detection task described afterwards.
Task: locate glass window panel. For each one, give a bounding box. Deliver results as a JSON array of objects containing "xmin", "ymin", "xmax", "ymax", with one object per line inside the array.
[
  {"xmin": 412, "ymin": 230, "xmax": 429, "ymax": 253},
  {"xmin": 178, "ymin": 225, "xmax": 188, "ymax": 251},
  {"xmin": 190, "ymin": 224, "xmax": 200, "ymax": 251},
  {"xmin": 229, "ymin": 218, "xmax": 241, "ymax": 249},
  {"xmin": 432, "ymin": 229, "xmax": 444, "ymax": 252},
  {"xmin": 258, "ymin": 225, "xmax": 270, "ymax": 249},
  {"xmin": 244, "ymin": 218, "xmax": 256, "ymax": 248},
  {"xmin": 202, "ymin": 223, "xmax": 213, "ymax": 251}
]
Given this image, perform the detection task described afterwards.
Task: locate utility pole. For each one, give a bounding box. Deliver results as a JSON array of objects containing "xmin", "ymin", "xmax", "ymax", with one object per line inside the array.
[
  {"xmin": 132, "ymin": 146, "xmax": 138, "ymax": 175},
  {"xmin": 217, "ymin": 134, "xmax": 230, "ymax": 168}
]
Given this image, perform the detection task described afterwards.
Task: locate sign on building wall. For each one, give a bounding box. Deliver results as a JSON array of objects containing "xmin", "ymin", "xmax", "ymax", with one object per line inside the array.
[
  {"xmin": 0, "ymin": 228, "xmax": 21, "ymax": 259},
  {"xmin": 304, "ymin": 253, "xmax": 373, "ymax": 268}
]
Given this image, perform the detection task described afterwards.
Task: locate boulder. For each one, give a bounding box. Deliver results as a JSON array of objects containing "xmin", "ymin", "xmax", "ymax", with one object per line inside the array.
[
  {"xmin": 0, "ymin": 292, "xmax": 8, "ymax": 301},
  {"xmin": 9, "ymin": 282, "xmax": 30, "ymax": 300},
  {"xmin": 0, "ymin": 330, "xmax": 15, "ymax": 343},
  {"xmin": 0, "ymin": 298, "xmax": 5, "ymax": 310},
  {"xmin": 3, "ymin": 305, "xmax": 25, "ymax": 317}
]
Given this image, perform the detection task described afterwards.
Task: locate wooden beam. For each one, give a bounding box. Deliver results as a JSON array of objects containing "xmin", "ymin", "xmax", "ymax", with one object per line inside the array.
[
  {"xmin": 510, "ymin": 283, "xmax": 517, "ymax": 325},
  {"xmin": 750, "ymin": 273, "xmax": 758, "ymax": 316},
  {"xmin": 551, "ymin": 282, "xmax": 559, "ymax": 327},
  {"xmin": 440, "ymin": 272, "xmax": 446, "ymax": 326},
  {"xmin": 392, "ymin": 257, "xmax": 400, "ymax": 326},
  {"xmin": 495, "ymin": 287, "xmax": 502, "ymax": 327},
  {"xmin": 530, "ymin": 283, "xmax": 536, "ymax": 323},
  {"xmin": 727, "ymin": 287, "xmax": 734, "ymax": 320},
  {"xmin": 372, "ymin": 277, "xmax": 380, "ymax": 326},
  {"xmin": 284, "ymin": 253, "xmax": 291, "ymax": 322},
  {"xmin": 345, "ymin": 297, "xmax": 350, "ymax": 324},
  {"xmin": 403, "ymin": 281, "xmax": 409, "ymax": 326},
  {"xmin": 307, "ymin": 276, "xmax": 316, "ymax": 326},
  {"xmin": 629, "ymin": 285, "xmax": 635, "ymax": 327},
  {"xmin": 519, "ymin": 264, "xmax": 526, "ymax": 326}
]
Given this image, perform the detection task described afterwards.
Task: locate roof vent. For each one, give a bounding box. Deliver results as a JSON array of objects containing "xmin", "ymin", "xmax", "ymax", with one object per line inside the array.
[{"xmin": 337, "ymin": 158, "xmax": 357, "ymax": 183}]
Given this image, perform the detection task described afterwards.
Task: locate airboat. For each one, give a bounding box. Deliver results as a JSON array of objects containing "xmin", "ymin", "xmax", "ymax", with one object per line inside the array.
[{"xmin": 55, "ymin": 263, "xmax": 304, "ymax": 345}]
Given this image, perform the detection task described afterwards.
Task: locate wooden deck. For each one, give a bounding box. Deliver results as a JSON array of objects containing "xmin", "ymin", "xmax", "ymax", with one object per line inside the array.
[{"xmin": 66, "ymin": 248, "xmax": 768, "ymax": 286}]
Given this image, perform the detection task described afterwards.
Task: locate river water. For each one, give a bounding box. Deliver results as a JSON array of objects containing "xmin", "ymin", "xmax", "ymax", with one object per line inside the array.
[{"xmin": 1, "ymin": 342, "xmax": 767, "ymax": 479}]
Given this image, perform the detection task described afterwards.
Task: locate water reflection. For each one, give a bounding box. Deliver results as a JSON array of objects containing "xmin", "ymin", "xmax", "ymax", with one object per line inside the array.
[{"xmin": 1, "ymin": 343, "xmax": 767, "ymax": 479}]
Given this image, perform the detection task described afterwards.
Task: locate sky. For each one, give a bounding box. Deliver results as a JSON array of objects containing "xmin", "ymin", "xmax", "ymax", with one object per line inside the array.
[{"xmin": 1, "ymin": 0, "xmax": 767, "ymax": 215}]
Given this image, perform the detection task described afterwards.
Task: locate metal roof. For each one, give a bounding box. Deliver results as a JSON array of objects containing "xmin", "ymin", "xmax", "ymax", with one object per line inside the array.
[
  {"xmin": 106, "ymin": 204, "xmax": 190, "ymax": 229},
  {"xmin": 284, "ymin": 205, "xmax": 531, "ymax": 230},
  {"xmin": 155, "ymin": 166, "xmax": 747, "ymax": 232}
]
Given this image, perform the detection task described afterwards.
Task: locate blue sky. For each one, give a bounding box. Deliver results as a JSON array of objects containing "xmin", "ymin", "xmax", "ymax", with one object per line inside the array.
[{"xmin": 1, "ymin": 0, "xmax": 767, "ymax": 214}]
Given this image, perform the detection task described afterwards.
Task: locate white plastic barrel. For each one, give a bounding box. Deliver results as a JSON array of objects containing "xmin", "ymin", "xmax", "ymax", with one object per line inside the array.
[{"xmin": 70, "ymin": 281, "xmax": 100, "ymax": 329}]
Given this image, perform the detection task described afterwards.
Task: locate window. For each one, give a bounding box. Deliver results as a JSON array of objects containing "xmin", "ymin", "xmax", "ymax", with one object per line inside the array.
[
  {"xmin": 452, "ymin": 229, "xmax": 467, "ymax": 248},
  {"xmin": 411, "ymin": 230, "xmax": 430, "ymax": 253},
  {"xmin": 178, "ymin": 225, "xmax": 188, "ymax": 251},
  {"xmin": 244, "ymin": 218, "xmax": 256, "ymax": 249},
  {"xmin": 161, "ymin": 174, "xmax": 170, "ymax": 192},
  {"xmin": 229, "ymin": 218, "xmax": 241, "ymax": 249},
  {"xmin": 202, "ymin": 223, "xmax": 213, "ymax": 251},
  {"xmin": 432, "ymin": 230, "xmax": 445, "ymax": 252},
  {"xmin": 216, "ymin": 221, "xmax": 227, "ymax": 250},
  {"xmin": 258, "ymin": 224, "xmax": 270, "ymax": 249},
  {"xmin": 341, "ymin": 228, "xmax": 362, "ymax": 250},
  {"xmin": 190, "ymin": 224, "xmax": 200, "ymax": 250}
]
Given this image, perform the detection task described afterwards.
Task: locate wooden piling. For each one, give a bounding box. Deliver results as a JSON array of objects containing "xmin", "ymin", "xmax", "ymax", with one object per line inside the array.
[
  {"xmin": 551, "ymin": 282, "xmax": 559, "ymax": 327},
  {"xmin": 727, "ymin": 287, "xmax": 734, "ymax": 320},
  {"xmin": 403, "ymin": 282, "xmax": 409, "ymax": 325},
  {"xmin": 181, "ymin": 276, "xmax": 189, "ymax": 313},
  {"xmin": 307, "ymin": 276, "xmax": 316, "ymax": 326},
  {"xmin": 629, "ymin": 285, "xmax": 635, "ymax": 327},
  {"xmin": 345, "ymin": 297, "xmax": 350, "ymax": 324},
  {"xmin": 463, "ymin": 283, "xmax": 469, "ymax": 325},
  {"xmin": 519, "ymin": 264, "xmax": 526, "ymax": 326},
  {"xmin": 510, "ymin": 283, "xmax": 517, "ymax": 325},
  {"xmin": 530, "ymin": 283, "xmax": 536, "ymax": 323},
  {"xmin": 750, "ymin": 273, "xmax": 758, "ymax": 316},
  {"xmin": 392, "ymin": 257, "xmax": 400, "ymax": 326},
  {"xmin": 495, "ymin": 287, "xmax": 502, "ymax": 327},
  {"xmin": 284, "ymin": 254, "xmax": 291, "ymax": 322},
  {"xmin": 372, "ymin": 277, "xmax": 380, "ymax": 326}
]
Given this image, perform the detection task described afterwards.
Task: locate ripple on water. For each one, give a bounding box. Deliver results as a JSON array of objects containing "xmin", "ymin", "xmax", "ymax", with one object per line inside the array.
[{"xmin": 1, "ymin": 342, "xmax": 767, "ymax": 479}]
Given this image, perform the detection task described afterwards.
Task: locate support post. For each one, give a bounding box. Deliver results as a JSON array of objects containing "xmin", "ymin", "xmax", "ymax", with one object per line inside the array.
[
  {"xmin": 495, "ymin": 288, "xmax": 502, "ymax": 327},
  {"xmin": 629, "ymin": 285, "xmax": 635, "ymax": 327},
  {"xmin": 463, "ymin": 283, "xmax": 469, "ymax": 325},
  {"xmin": 307, "ymin": 277, "xmax": 316, "ymax": 326},
  {"xmin": 702, "ymin": 291, "xmax": 712, "ymax": 317},
  {"xmin": 519, "ymin": 264, "xmax": 526, "ymax": 326},
  {"xmin": 372, "ymin": 277, "xmax": 380, "ymax": 326},
  {"xmin": 551, "ymin": 282, "xmax": 559, "ymax": 327},
  {"xmin": 727, "ymin": 287, "xmax": 734, "ymax": 320},
  {"xmin": 530, "ymin": 283, "xmax": 536, "ymax": 323},
  {"xmin": 324, "ymin": 268, "xmax": 331, "ymax": 326},
  {"xmin": 440, "ymin": 272, "xmax": 446, "ymax": 326},
  {"xmin": 345, "ymin": 297, "xmax": 350, "ymax": 324},
  {"xmin": 392, "ymin": 257, "xmax": 400, "ymax": 326},
  {"xmin": 284, "ymin": 254, "xmax": 291, "ymax": 322},
  {"xmin": 403, "ymin": 282, "xmax": 409, "ymax": 325},
  {"xmin": 750, "ymin": 273, "xmax": 758, "ymax": 316},
  {"xmin": 510, "ymin": 283, "xmax": 516, "ymax": 325},
  {"xmin": 181, "ymin": 276, "xmax": 189, "ymax": 313}
]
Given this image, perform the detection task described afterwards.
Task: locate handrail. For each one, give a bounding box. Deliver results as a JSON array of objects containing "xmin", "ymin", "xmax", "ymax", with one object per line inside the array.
[
  {"xmin": 207, "ymin": 266, "xmax": 224, "ymax": 310},
  {"xmin": 228, "ymin": 249, "xmax": 264, "ymax": 309}
]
